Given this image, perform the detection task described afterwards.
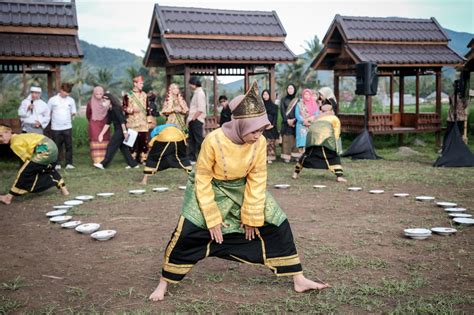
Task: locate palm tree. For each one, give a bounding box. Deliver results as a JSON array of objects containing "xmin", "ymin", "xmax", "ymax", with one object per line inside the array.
[
  {"xmin": 64, "ymin": 62, "xmax": 92, "ymax": 107},
  {"xmin": 88, "ymin": 68, "xmax": 121, "ymax": 94}
]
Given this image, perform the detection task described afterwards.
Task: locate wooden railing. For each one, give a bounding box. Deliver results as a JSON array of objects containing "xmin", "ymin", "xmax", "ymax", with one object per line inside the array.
[
  {"xmin": 417, "ymin": 113, "xmax": 440, "ymax": 131},
  {"xmin": 204, "ymin": 116, "xmax": 220, "ymax": 135},
  {"xmin": 0, "ymin": 118, "xmax": 22, "ymax": 133}
]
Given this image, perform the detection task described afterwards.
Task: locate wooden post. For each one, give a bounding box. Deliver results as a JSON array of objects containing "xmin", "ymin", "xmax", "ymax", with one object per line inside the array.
[
  {"xmin": 435, "ymin": 69, "xmax": 442, "ymax": 147},
  {"xmin": 213, "ymin": 70, "xmax": 218, "ymax": 116},
  {"xmin": 22, "ymin": 64, "xmax": 27, "ymax": 96},
  {"xmin": 415, "ymin": 69, "xmax": 420, "ymax": 127},
  {"xmin": 184, "ymin": 66, "xmax": 191, "ymax": 105},
  {"xmin": 399, "ymin": 74, "xmax": 405, "ymax": 145},
  {"xmin": 389, "ymin": 75, "xmax": 393, "ymax": 114},
  {"xmin": 269, "ymin": 65, "xmax": 276, "ymax": 101},
  {"xmin": 47, "ymin": 71, "xmax": 53, "ymax": 98},
  {"xmin": 55, "ymin": 66, "xmax": 61, "ymax": 92},
  {"xmin": 166, "ymin": 74, "xmax": 172, "ymax": 90},
  {"xmin": 244, "ymin": 67, "xmax": 249, "ymax": 92},
  {"xmin": 334, "ymin": 74, "xmax": 340, "ymax": 114}
]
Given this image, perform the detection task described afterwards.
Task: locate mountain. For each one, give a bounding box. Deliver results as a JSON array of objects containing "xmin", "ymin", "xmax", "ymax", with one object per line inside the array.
[{"xmin": 62, "ymin": 40, "xmax": 142, "ymax": 79}]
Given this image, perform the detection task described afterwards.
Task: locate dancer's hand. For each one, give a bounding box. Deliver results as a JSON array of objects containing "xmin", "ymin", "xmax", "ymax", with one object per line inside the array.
[
  {"xmin": 241, "ymin": 224, "xmax": 259, "ymax": 241},
  {"xmin": 209, "ymin": 222, "xmax": 229, "ymax": 244},
  {"xmin": 98, "ymin": 134, "xmax": 103, "ymax": 143}
]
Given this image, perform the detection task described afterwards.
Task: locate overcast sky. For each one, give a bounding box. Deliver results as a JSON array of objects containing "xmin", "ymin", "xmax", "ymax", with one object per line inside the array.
[{"xmin": 76, "ymin": 0, "xmax": 473, "ymax": 57}]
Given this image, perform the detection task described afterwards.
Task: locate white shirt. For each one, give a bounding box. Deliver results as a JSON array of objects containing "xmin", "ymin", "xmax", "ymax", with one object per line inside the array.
[
  {"xmin": 18, "ymin": 95, "xmax": 50, "ymax": 129},
  {"xmin": 48, "ymin": 94, "xmax": 77, "ymax": 130},
  {"xmin": 187, "ymin": 87, "xmax": 207, "ymax": 124}
]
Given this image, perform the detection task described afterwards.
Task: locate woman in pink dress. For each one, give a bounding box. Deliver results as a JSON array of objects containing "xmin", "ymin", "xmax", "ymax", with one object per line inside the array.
[{"xmin": 86, "ymin": 86, "xmax": 110, "ymax": 164}]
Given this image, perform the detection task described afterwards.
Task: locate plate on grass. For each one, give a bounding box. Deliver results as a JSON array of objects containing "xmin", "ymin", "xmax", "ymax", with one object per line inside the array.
[
  {"xmin": 369, "ymin": 190, "xmax": 384, "ymax": 194},
  {"xmin": 444, "ymin": 207, "xmax": 466, "ymax": 212},
  {"xmin": 453, "ymin": 218, "xmax": 474, "ymax": 225},
  {"xmin": 403, "ymin": 228, "xmax": 432, "ymax": 240},
  {"xmin": 348, "ymin": 187, "xmax": 362, "ymax": 191},
  {"xmin": 75, "ymin": 223, "xmax": 101, "ymax": 234},
  {"xmin": 415, "ymin": 196, "xmax": 435, "ymax": 202},
  {"xmin": 64, "ymin": 200, "xmax": 83, "ymax": 206},
  {"xmin": 91, "ymin": 230, "xmax": 117, "ymax": 241},
  {"xmin": 129, "ymin": 189, "xmax": 146, "ymax": 195},
  {"xmin": 153, "ymin": 187, "xmax": 169, "ymax": 192},
  {"xmin": 97, "ymin": 192, "xmax": 115, "ymax": 197},
  {"xmin": 50, "ymin": 215, "xmax": 72, "ymax": 224},
  {"xmin": 274, "ymin": 184, "xmax": 291, "ymax": 189},
  {"xmin": 46, "ymin": 210, "xmax": 68, "ymax": 217},
  {"xmin": 178, "ymin": 186, "xmax": 187, "ymax": 190},
  {"xmin": 61, "ymin": 220, "xmax": 82, "ymax": 229},
  {"xmin": 430, "ymin": 227, "xmax": 457, "ymax": 235},
  {"xmin": 75, "ymin": 195, "xmax": 94, "ymax": 201},
  {"xmin": 53, "ymin": 205, "xmax": 73, "ymax": 210},
  {"xmin": 436, "ymin": 201, "xmax": 457, "ymax": 208},
  {"xmin": 313, "ymin": 185, "xmax": 327, "ymax": 189},
  {"xmin": 393, "ymin": 193, "xmax": 410, "ymax": 197},
  {"xmin": 448, "ymin": 213, "xmax": 472, "ymax": 218}
]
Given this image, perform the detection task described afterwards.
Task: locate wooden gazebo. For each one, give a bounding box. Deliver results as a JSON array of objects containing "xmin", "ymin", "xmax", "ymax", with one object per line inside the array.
[
  {"xmin": 311, "ymin": 15, "xmax": 464, "ymax": 143},
  {"xmin": 0, "ymin": 0, "xmax": 83, "ymax": 99},
  {"xmin": 143, "ymin": 4, "xmax": 296, "ymax": 130}
]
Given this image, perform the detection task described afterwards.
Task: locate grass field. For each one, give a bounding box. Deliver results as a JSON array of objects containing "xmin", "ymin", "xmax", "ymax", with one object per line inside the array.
[{"xmin": 0, "ymin": 124, "xmax": 473, "ymax": 313}]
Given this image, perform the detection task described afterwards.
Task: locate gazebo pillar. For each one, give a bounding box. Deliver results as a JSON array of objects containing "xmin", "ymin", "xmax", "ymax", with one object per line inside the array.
[
  {"xmin": 435, "ymin": 69, "xmax": 442, "ymax": 146},
  {"xmin": 213, "ymin": 71, "xmax": 218, "ymax": 115},
  {"xmin": 269, "ymin": 65, "xmax": 276, "ymax": 101},
  {"xmin": 334, "ymin": 74, "xmax": 340, "ymax": 112},
  {"xmin": 415, "ymin": 69, "xmax": 420, "ymax": 127},
  {"xmin": 22, "ymin": 64, "xmax": 27, "ymax": 96},
  {"xmin": 389, "ymin": 75, "xmax": 394, "ymax": 114},
  {"xmin": 184, "ymin": 66, "xmax": 191, "ymax": 105},
  {"xmin": 399, "ymin": 74, "xmax": 405, "ymax": 145},
  {"xmin": 54, "ymin": 66, "xmax": 61, "ymax": 92},
  {"xmin": 47, "ymin": 71, "xmax": 53, "ymax": 98}
]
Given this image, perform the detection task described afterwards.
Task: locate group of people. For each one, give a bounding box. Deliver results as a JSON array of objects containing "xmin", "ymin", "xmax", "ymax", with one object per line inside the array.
[{"xmin": 1, "ymin": 80, "xmax": 335, "ymax": 301}]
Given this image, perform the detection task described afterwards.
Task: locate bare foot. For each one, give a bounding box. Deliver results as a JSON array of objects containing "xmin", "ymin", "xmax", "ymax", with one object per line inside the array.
[
  {"xmin": 0, "ymin": 194, "xmax": 13, "ymax": 205},
  {"xmin": 140, "ymin": 176, "xmax": 148, "ymax": 186},
  {"xmin": 292, "ymin": 172, "xmax": 298, "ymax": 180},
  {"xmin": 336, "ymin": 177, "xmax": 347, "ymax": 183},
  {"xmin": 293, "ymin": 274, "xmax": 330, "ymax": 293},
  {"xmin": 60, "ymin": 186, "xmax": 70, "ymax": 196},
  {"xmin": 149, "ymin": 278, "xmax": 168, "ymax": 301}
]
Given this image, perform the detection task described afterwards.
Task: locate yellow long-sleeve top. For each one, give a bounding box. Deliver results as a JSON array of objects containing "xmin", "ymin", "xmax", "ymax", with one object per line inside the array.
[
  {"xmin": 10, "ymin": 133, "xmax": 45, "ymax": 162},
  {"xmin": 195, "ymin": 128, "xmax": 267, "ymax": 228}
]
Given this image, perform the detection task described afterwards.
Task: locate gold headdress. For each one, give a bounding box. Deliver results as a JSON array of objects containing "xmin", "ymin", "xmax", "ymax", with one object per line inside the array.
[{"xmin": 231, "ymin": 81, "xmax": 266, "ymax": 119}]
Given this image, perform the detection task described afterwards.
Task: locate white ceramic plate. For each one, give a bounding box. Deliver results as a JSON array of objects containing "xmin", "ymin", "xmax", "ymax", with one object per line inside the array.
[
  {"xmin": 75, "ymin": 223, "xmax": 101, "ymax": 234},
  {"xmin": 449, "ymin": 213, "xmax": 472, "ymax": 218},
  {"xmin": 274, "ymin": 184, "xmax": 291, "ymax": 189},
  {"xmin": 453, "ymin": 218, "xmax": 474, "ymax": 225},
  {"xmin": 75, "ymin": 195, "xmax": 94, "ymax": 201},
  {"xmin": 348, "ymin": 187, "xmax": 362, "ymax": 191},
  {"xmin": 64, "ymin": 200, "xmax": 84, "ymax": 206},
  {"xmin": 178, "ymin": 186, "xmax": 187, "ymax": 190},
  {"xmin": 415, "ymin": 196, "xmax": 435, "ymax": 201},
  {"xmin": 46, "ymin": 209, "xmax": 68, "ymax": 217},
  {"xmin": 53, "ymin": 205, "xmax": 73, "ymax": 210},
  {"xmin": 129, "ymin": 189, "xmax": 146, "ymax": 195},
  {"xmin": 404, "ymin": 228, "xmax": 432, "ymax": 240},
  {"xmin": 61, "ymin": 220, "xmax": 82, "ymax": 229},
  {"xmin": 91, "ymin": 230, "xmax": 117, "ymax": 241},
  {"xmin": 393, "ymin": 193, "xmax": 410, "ymax": 197},
  {"xmin": 431, "ymin": 227, "xmax": 457, "ymax": 235},
  {"xmin": 369, "ymin": 190, "xmax": 384, "ymax": 194},
  {"xmin": 436, "ymin": 201, "xmax": 457, "ymax": 208},
  {"xmin": 444, "ymin": 207, "xmax": 467, "ymax": 212},
  {"xmin": 97, "ymin": 192, "xmax": 115, "ymax": 197},
  {"xmin": 153, "ymin": 187, "xmax": 169, "ymax": 192},
  {"xmin": 313, "ymin": 185, "xmax": 327, "ymax": 189},
  {"xmin": 49, "ymin": 215, "xmax": 72, "ymax": 224}
]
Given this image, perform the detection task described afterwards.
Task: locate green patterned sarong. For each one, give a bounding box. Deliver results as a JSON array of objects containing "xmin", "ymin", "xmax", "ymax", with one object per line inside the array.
[{"xmin": 182, "ymin": 172, "xmax": 287, "ymax": 234}]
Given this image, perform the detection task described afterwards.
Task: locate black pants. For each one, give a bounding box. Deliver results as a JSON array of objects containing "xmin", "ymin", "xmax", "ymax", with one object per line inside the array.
[
  {"xmin": 144, "ymin": 140, "xmax": 191, "ymax": 175},
  {"xmin": 10, "ymin": 161, "xmax": 64, "ymax": 196},
  {"xmin": 187, "ymin": 120, "xmax": 204, "ymax": 161},
  {"xmin": 101, "ymin": 130, "xmax": 138, "ymax": 168},
  {"xmin": 52, "ymin": 129, "xmax": 73, "ymax": 165},
  {"xmin": 162, "ymin": 217, "xmax": 303, "ymax": 283}
]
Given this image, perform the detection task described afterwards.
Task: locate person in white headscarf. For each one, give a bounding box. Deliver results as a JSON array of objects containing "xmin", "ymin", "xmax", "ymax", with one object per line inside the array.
[{"xmin": 18, "ymin": 86, "xmax": 50, "ymax": 134}]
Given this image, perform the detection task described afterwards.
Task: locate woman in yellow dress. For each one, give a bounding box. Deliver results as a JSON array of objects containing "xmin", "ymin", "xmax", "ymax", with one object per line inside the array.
[
  {"xmin": 161, "ymin": 84, "xmax": 189, "ymax": 133},
  {"xmin": 149, "ymin": 82, "xmax": 329, "ymax": 301},
  {"xmin": 0, "ymin": 125, "xmax": 69, "ymax": 205}
]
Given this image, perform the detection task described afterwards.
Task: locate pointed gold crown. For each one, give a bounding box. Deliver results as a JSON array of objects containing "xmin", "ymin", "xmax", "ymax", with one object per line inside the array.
[{"xmin": 232, "ymin": 81, "xmax": 266, "ymax": 119}]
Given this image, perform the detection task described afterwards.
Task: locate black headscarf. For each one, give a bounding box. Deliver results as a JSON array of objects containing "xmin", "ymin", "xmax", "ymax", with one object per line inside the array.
[{"xmin": 261, "ymin": 89, "xmax": 279, "ymax": 139}]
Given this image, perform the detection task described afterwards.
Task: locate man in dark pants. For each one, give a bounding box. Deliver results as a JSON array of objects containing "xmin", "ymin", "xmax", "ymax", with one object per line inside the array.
[
  {"xmin": 47, "ymin": 82, "xmax": 76, "ymax": 170},
  {"xmin": 186, "ymin": 76, "xmax": 207, "ymax": 163}
]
